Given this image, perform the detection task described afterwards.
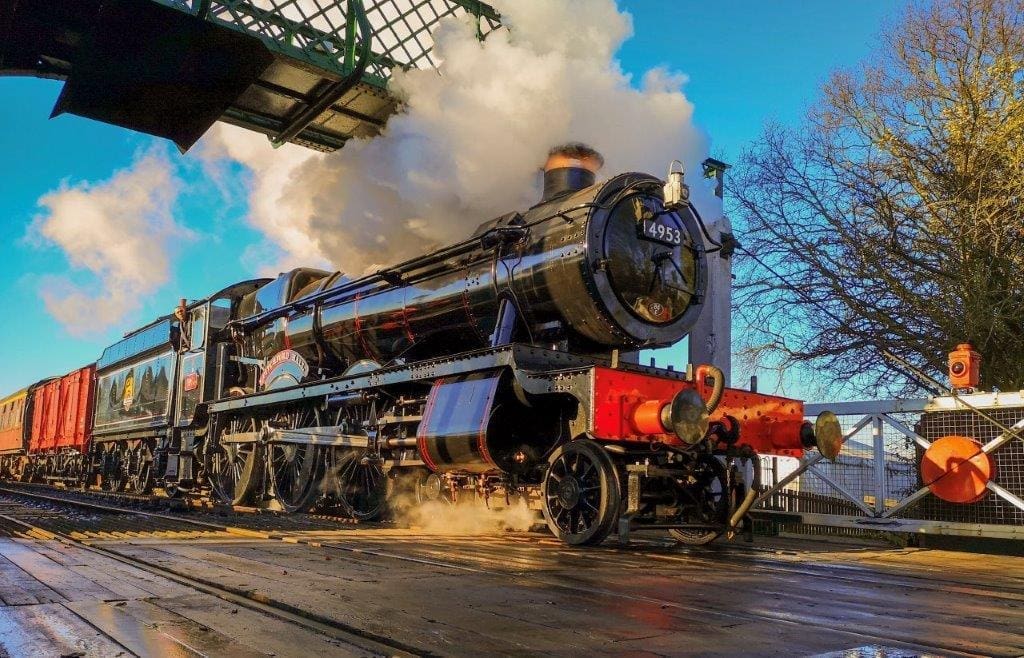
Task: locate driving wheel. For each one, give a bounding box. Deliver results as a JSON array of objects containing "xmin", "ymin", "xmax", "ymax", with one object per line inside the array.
[
  {"xmin": 325, "ymin": 448, "xmax": 387, "ymax": 521},
  {"xmin": 542, "ymin": 439, "xmax": 621, "ymax": 546},
  {"xmin": 208, "ymin": 417, "xmax": 264, "ymax": 506}
]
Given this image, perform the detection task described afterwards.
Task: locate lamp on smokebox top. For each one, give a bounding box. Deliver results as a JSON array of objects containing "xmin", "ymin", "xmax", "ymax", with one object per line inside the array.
[
  {"xmin": 663, "ymin": 160, "xmax": 689, "ymax": 210},
  {"xmin": 949, "ymin": 343, "xmax": 981, "ymax": 392}
]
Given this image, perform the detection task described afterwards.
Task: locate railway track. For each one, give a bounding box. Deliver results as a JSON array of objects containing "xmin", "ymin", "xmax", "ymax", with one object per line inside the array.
[
  {"xmin": 0, "ymin": 489, "xmax": 424, "ymax": 657},
  {"xmin": 0, "ymin": 482, "xmax": 364, "ymax": 538}
]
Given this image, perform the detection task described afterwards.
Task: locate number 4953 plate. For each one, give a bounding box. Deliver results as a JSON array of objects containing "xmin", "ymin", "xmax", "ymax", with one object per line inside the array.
[{"xmin": 639, "ymin": 218, "xmax": 682, "ymax": 246}]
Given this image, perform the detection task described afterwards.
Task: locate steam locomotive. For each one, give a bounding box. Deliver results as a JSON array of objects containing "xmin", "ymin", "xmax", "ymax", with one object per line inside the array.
[{"xmin": 0, "ymin": 145, "xmax": 840, "ymax": 546}]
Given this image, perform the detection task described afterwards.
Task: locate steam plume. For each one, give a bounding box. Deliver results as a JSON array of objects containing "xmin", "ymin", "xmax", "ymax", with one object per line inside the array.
[
  {"xmin": 399, "ymin": 499, "xmax": 539, "ymax": 535},
  {"xmin": 32, "ymin": 151, "xmax": 190, "ymax": 334},
  {"xmin": 199, "ymin": 0, "xmax": 713, "ymax": 276}
]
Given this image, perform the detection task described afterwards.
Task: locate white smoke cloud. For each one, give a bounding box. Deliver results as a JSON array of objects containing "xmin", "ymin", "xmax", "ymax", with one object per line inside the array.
[
  {"xmin": 32, "ymin": 151, "xmax": 191, "ymax": 335},
  {"xmin": 199, "ymin": 0, "xmax": 713, "ymax": 276}
]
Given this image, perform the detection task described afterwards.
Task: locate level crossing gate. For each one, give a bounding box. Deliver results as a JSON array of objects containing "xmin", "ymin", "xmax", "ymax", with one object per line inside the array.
[{"xmin": 754, "ymin": 393, "xmax": 1024, "ymax": 540}]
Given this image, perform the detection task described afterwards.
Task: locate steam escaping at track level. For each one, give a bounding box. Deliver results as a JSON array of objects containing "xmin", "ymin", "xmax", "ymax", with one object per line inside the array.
[
  {"xmin": 399, "ymin": 499, "xmax": 538, "ymax": 535},
  {"xmin": 199, "ymin": 0, "xmax": 714, "ymax": 276},
  {"xmin": 317, "ymin": 451, "xmax": 537, "ymax": 535}
]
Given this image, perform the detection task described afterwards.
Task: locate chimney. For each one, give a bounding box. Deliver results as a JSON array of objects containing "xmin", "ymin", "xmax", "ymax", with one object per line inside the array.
[{"xmin": 542, "ymin": 143, "xmax": 604, "ymax": 202}]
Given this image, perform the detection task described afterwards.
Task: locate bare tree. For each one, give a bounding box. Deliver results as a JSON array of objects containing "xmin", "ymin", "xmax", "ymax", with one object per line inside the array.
[{"xmin": 732, "ymin": 0, "xmax": 1024, "ymax": 397}]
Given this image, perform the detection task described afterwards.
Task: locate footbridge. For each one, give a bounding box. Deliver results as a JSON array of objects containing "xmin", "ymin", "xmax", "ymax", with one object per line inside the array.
[{"xmin": 0, "ymin": 0, "xmax": 500, "ymax": 150}]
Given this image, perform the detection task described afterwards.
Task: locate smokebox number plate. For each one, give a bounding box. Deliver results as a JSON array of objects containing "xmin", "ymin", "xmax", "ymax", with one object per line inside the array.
[{"xmin": 639, "ymin": 218, "xmax": 682, "ymax": 246}]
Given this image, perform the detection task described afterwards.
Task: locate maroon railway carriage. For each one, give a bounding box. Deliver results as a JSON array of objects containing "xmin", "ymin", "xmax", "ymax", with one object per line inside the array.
[{"xmin": 0, "ymin": 386, "xmax": 30, "ymax": 479}]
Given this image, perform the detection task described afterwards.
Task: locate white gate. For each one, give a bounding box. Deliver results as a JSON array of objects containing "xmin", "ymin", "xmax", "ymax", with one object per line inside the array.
[{"xmin": 753, "ymin": 394, "xmax": 1024, "ymax": 540}]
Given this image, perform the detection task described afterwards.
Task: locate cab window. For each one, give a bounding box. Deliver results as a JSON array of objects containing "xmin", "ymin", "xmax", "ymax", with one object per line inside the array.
[
  {"xmin": 190, "ymin": 307, "xmax": 206, "ymax": 350},
  {"xmin": 209, "ymin": 298, "xmax": 231, "ymax": 331}
]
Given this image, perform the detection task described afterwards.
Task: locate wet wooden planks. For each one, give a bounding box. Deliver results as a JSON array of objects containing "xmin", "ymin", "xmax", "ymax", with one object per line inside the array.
[
  {"xmin": 2, "ymin": 531, "xmax": 1023, "ymax": 657},
  {"xmin": 0, "ymin": 538, "xmax": 374, "ymax": 657},
  {"xmin": 98, "ymin": 535, "xmax": 1024, "ymax": 657},
  {"xmin": 0, "ymin": 603, "xmax": 129, "ymax": 658}
]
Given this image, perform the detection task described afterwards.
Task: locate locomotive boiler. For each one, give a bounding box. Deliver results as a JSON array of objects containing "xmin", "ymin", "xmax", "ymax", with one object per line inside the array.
[{"xmin": 231, "ymin": 145, "xmax": 707, "ymax": 385}]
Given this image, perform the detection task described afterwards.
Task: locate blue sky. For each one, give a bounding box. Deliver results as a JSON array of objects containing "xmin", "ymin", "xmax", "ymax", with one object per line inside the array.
[{"xmin": 0, "ymin": 1, "xmax": 898, "ymax": 396}]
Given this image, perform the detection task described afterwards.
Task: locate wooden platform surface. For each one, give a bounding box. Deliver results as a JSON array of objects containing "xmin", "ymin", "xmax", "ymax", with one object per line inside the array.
[{"xmin": 0, "ymin": 530, "xmax": 1021, "ymax": 657}]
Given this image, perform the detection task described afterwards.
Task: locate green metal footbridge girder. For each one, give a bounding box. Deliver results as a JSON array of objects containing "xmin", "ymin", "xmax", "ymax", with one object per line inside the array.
[{"xmin": 0, "ymin": 0, "xmax": 500, "ymax": 151}]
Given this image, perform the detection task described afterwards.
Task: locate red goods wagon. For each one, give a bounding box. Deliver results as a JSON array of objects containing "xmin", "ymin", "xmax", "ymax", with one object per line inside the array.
[{"xmin": 29, "ymin": 365, "xmax": 95, "ymax": 456}]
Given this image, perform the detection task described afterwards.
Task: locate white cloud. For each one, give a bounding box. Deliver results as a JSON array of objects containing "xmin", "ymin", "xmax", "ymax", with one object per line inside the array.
[{"xmin": 33, "ymin": 150, "xmax": 191, "ymax": 335}]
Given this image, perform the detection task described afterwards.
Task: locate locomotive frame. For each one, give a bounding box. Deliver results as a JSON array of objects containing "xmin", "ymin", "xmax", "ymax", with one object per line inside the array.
[{"xmin": 200, "ymin": 341, "xmax": 818, "ymax": 545}]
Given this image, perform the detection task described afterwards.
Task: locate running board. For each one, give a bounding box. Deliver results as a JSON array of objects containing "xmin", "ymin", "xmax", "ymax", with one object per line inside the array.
[{"xmin": 219, "ymin": 426, "xmax": 370, "ymax": 447}]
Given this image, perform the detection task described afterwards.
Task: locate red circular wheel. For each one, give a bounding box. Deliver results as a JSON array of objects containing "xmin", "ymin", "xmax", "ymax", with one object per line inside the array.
[{"xmin": 920, "ymin": 435, "xmax": 996, "ymax": 503}]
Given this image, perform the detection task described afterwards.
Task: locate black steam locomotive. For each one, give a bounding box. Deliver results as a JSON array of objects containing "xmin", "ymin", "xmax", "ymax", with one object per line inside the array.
[{"xmin": 2, "ymin": 146, "xmax": 838, "ymax": 546}]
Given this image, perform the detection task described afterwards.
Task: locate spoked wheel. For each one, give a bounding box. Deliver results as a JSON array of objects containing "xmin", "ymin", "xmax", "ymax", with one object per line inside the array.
[
  {"xmin": 324, "ymin": 448, "xmax": 387, "ymax": 521},
  {"xmin": 208, "ymin": 417, "xmax": 264, "ymax": 506},
  {"xmin": 14, "ymin": 457, "xmax": 29, "ymax": 482},
  {"xmin": 102, "ymin": 445, "xmax": 126, "ymax": 492},
  {"xmin": 125, "ymin": 446, "xmax": 153, "ymax": 495},
  {"xmin": 669, "ymin": 453, "xmax": 732, "ymax": 546},
  {"xmin": 414, "ymin": 472, "xmax": 455, "ymax": 506},
  {"xmin": 268, "ymin": 405, "xmax": 326, "ymax": 513},
  {"xmin": 542, "ymin": 439, "xmax": 621, "ymax": 546}
]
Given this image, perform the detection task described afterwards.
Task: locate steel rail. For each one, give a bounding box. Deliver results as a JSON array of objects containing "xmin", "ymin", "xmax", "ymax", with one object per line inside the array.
[{"xmin": 0, "ymin": 483, "xmax": 355, "ymax": 537}]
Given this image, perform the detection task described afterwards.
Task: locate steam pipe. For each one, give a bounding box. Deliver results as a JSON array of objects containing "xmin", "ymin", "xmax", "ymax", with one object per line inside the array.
[
  {"xmin": 384, "ymin": 438, "xmax": 419, "ymax": 449},
  {"xmin": 490, "ymin": 297, "xmax": 519, "ymax": 347},
  {"xmin": 729, "ymin": 456, "xmax": 762, "ymax": 529},
  {"xmin": 326, "ymin": 392, "xmax": 370, "ymax": 406},
  {"xmin": 696, "ymin": 364, "xmax": 726, "ymax": 413}
]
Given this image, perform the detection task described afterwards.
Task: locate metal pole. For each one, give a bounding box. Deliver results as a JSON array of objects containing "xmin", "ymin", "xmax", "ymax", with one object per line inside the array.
[
  {"xmin": 689, "ymin": 215, "xmax": 732, "ymax": 385},
  {"xmin": 987, "ymin": 481, "xmax": 1024, "ymax": 512},
  {"xmin": 882, "ymin": 486, "xmax": 931, "ymax": 519},
  {"xmin": 873, "ymin": 415, "xmax": 886, "ymax": 515}
]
